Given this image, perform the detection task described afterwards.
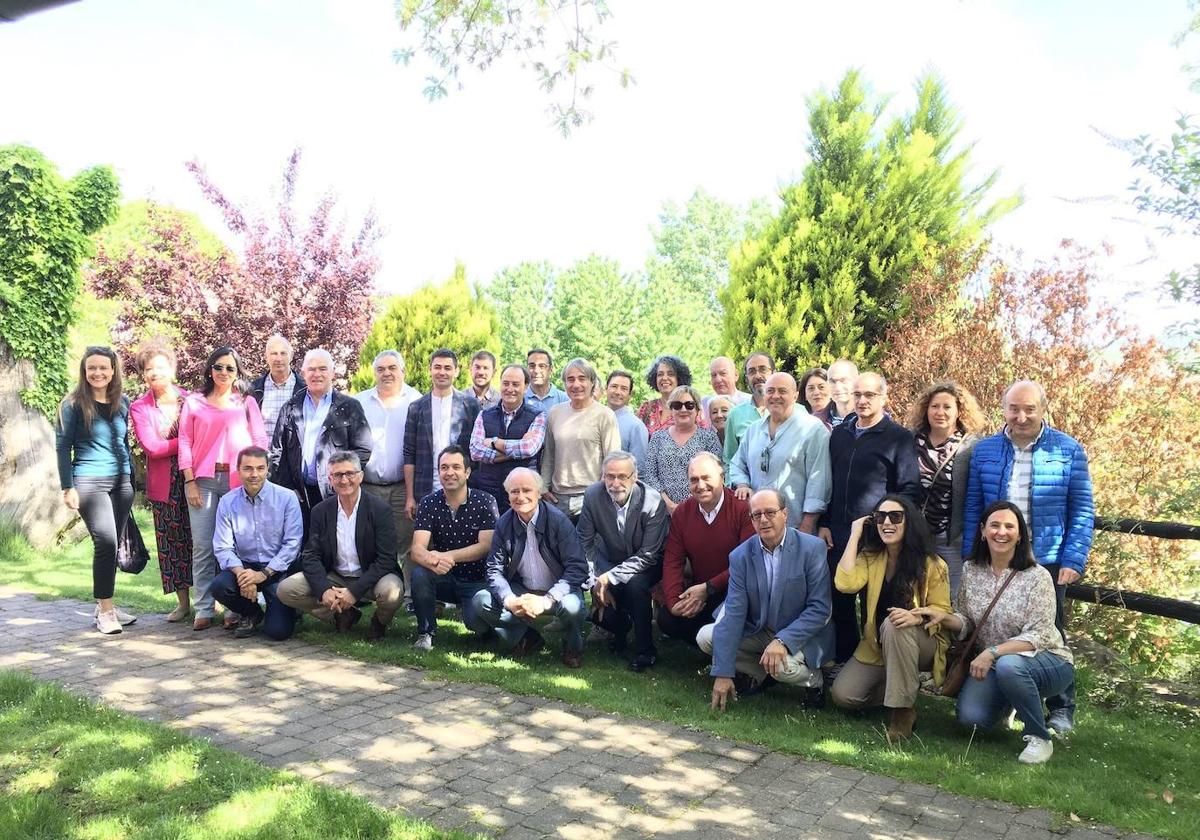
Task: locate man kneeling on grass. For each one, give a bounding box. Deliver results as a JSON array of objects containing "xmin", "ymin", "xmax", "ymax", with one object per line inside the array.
[
  {"xmin": 276, "ymin": 451, "xmax": 403, "ymax": 641},
  {"xmin": 702, "ymin": 488, "xmax": 835, "ymax": 710},
  {"xmin": 473, "ymin": 467, "xmax": 589, "ymax": 668}
]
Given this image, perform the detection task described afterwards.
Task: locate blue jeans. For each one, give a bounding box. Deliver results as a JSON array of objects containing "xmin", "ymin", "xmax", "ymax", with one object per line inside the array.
[
  {"xmin": 410, "ymin": 566, "xmax": 488, "ymax": 636},
  {"xmin": 933, "ymin": 531, "xmax": 963, "ymax": 598},
  {"xmin": 210, "ymin": 568, "xmax": 298, "ymax": 641},
  {"xmin": 186, "ymin": 474, "xmax": 230, "ymax": 619},
  {"xmin": 1042, "ymin": 563, "xmax": 1076, "ymax": 720},
  {"xmin": 472, "ymin": 584, "xmax": 586, "ymax": 652},
  {"xmin": 956, "ymin": 651, "xmax": 1075, "ymax": 741}
]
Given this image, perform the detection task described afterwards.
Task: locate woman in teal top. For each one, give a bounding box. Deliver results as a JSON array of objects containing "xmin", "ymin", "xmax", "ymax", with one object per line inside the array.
[{"xmin": 55, "ymin": 346, "xmax": 135, "ymax": 635}]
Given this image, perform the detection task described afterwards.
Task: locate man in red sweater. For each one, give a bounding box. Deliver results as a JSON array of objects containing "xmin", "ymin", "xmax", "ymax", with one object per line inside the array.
[{"xmin": 656, "ymin": 452, "xmax": 754, "ymax": 645}]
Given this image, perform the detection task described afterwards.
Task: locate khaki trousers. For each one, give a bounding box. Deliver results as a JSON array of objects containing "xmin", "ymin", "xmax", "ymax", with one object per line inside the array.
[
  {"xmin": 276, "ymin": 570, "xmax": 404, "ymax": 625},
  {"xmin": 697, "ymin": 625, "xmax": 822, "ymax": 688},
  {"xmin": 830, "ymin": 621, "xmax": 936, "ymax": 710},
  {"xmin": 361, "ymin": 482, "xmax": 415, "ymax": 598}
]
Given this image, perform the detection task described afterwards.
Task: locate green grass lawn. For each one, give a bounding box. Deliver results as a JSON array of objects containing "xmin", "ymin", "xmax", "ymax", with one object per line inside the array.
[
  {"xmin": 2, "ymin": 519, "xmax": 1198, "ymax": 839},
  {"xmin": 0, "ymin": 671, "xmax": 471, "ymax": 840}
]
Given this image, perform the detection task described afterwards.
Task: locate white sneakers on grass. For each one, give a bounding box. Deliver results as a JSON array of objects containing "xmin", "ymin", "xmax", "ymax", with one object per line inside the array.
[
  {"xmin": 1018, "ymin": 735, "xmax": 1054, "ymax": 764},
  {"xmin": 412, "ymin": 633, "xmax": 433, "ymax": 652}
]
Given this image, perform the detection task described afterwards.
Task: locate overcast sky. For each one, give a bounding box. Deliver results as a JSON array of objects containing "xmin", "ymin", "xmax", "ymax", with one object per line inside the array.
[{"xmin": 2, "ymin": 0, "xmax": 1196, "ymax": 333}]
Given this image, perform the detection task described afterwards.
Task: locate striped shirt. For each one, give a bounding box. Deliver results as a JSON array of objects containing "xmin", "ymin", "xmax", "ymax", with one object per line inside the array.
[{"xmin": 1005, "ymin": 428, "xmax": 1038, "ymax": 529}]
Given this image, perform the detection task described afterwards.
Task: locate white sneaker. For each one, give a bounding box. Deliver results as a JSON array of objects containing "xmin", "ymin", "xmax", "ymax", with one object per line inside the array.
[
  {"xmin": 1018, "ymin": 735, "xmax": 1054, "ymax": 764},
  {"xmin": 95, "ymin": 609, "xmax": 123, "ymax": 635},
  {"xmin": 412, "ymin": 633, "xmax": 433, "ymax": 652},
  {"xmin": 95, "ymin": 605, "xmax": 136, "ymax": 627}
]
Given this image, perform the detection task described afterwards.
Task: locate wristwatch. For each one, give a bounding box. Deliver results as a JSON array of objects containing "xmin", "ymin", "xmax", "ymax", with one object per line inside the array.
[
  {"xmin": 260, "ymin": 568, "xmax": 276, "ymax": 584},
  {"xmin": 988, "ymin": 645, "xmax": 1000, "ymax": 660}
]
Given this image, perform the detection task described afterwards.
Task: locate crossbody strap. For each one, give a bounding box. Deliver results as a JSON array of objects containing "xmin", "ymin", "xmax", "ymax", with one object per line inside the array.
[{"xmin": 962, "ymin": 569, "xmax": 1018, "ymax": 650}]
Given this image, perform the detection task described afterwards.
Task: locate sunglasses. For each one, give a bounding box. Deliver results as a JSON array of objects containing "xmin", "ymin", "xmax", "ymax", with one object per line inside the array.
[
  {"xmin": 873, "ymin": 510, "xmax": 906, "ymax": 525},
  {"xmin": 211, "ymin": 364, "xmax": 238, "ymax": 374},
  {"xmin": 669, "ymin": 400, "xmax": 697, "ymax": 411}
]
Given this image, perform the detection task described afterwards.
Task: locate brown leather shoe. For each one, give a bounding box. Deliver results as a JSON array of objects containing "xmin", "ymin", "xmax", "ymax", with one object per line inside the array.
[
  {"xmin": 562, "ymin": 644, "xmax": 583, "ymax": 669},
  {"xmin": 222, "ymin": 613, "xmax": 239, "ymax": 631},
  {"xmin": 192, "ymin": 616, "xmax": 212, "ymax": 632},
  {"xmin": 886, "ymin": 706, "xmax": 917, "ymax": 742},
  {"xmin": 335, "ymin": 606, "xmax": 363, "ymax": 634},
  {"xmin": 510, "ymin": 628, "xmax": 545, "ymax": 658},
  {"xmin": 365, "ymin": 615, "xmax": 387, "ymax": 642}
]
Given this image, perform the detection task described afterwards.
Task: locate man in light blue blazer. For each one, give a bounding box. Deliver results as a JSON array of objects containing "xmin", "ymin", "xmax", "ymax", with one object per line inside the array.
[{"xmin": 700, "ymin": 488, "xmax": 835, "ymax": 710}]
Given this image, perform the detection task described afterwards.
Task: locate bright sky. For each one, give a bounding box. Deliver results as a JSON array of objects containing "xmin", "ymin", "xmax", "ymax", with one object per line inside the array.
[{"xmin": 2, "ymin": 0, "xmax": 1196, "ymax": 334}]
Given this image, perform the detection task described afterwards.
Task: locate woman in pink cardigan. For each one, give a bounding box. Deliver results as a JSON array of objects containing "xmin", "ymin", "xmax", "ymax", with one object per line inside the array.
[
  {"xmin": 178, "ymin": 345, "xmax": 268, "ymax": 631},
  {"xmin": 129, "ymin": 342, "xmax": 194, "ymax": 622}
]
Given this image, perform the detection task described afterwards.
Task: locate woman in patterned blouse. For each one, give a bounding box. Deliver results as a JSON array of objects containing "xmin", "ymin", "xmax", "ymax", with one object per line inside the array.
[
  {"xmin": 906, "ymin": 381, "xmax": 986, "ymax": 596},
  {"xmin": 637, "ymin": 355, "xmax": 695, "ymax": 436},
  {"xmin": 641, "ymin": 386, "xmax": 722, "ymax": 514},
  {"xmin": 914, "ymin": 501, "xmax": 1074, "ymax": 765}
]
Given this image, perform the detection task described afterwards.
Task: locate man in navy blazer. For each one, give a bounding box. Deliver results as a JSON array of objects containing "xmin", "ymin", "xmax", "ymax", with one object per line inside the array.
[
  {"xmin": 702, "ymin": 488, "xmax": 835, "ymax": 710},
  {"xmin": 473, "ymin": 467, "xmax": 589, "ymax": 667}
]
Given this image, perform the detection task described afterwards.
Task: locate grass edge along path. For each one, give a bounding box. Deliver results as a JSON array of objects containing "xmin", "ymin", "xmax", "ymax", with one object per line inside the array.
[
  {"xmin": 1, "ymin": 522, "xmax": 1197, "ymax": 839},
  {"xmin": 0, "ymin": 670, "xmax": 475, "ymax": 840}
]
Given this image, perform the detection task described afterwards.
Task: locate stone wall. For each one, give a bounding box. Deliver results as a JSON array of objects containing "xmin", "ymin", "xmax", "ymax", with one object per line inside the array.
[{"xmin": 0, "ymin": 339, "xmax": 77, "ymax": 548}]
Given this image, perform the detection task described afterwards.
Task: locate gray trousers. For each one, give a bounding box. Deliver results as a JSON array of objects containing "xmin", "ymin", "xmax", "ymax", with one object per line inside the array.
[
  {"xmin": 187, "ymin": 473, "xmax": 230, "ymax": 619},
  {"xmin": 934, "ymin": 531, "xmax": 963, "ymax": 598},
  {"xmin": 277, "ymin": 570, "xmax": 405, "ymax": 625},
  {"xmin": 362, "ymin": 482, "xmax": 415, "ymax": 597}
]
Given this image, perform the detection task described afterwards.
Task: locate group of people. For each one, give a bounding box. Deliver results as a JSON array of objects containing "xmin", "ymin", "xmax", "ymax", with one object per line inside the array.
[{"xmin": 55, "ymin": 339, "xmax": 1093, "ymax": 764}]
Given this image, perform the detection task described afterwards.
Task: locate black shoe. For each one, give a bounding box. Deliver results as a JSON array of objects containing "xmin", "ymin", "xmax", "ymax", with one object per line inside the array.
[
  {"xmin": 733, "ymin": 673, "xmax": 777, "ymax": 697},
  {"xmin": 629, "ymin": 654, "xmax": 657, "ymax": 673},
  {"xmin": 801, "ymin": 684, "xmax": 826, "ymax": 709},
  {"xmin": 334, "ymin": 606, "xmax": 363, "ymax": 633},
  {"xmin": 607, "ymin": 633, "xmax": 628, "ymax": 654},
  {"xmin": 233, "ymin": 615, "xmax": 262, "ymax": 639},
  {"xmin": 511, "ymin": 628, "xmax": 546, "ymax": 658}
]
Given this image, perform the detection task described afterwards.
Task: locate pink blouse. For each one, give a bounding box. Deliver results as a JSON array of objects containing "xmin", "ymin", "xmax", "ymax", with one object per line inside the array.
[
  {"xmin": 177, "ymin": 392, "xmax": 268, "ymax": 489},
  {"xmin": 130, "ymin": 387, "xmax": 189, "ymax": 504}
]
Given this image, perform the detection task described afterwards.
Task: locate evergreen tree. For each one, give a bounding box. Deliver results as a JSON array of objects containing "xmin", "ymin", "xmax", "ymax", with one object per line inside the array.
[
  {"xmin": 721, "ymin": 70, "xmax": 1015, "ymax": 372},
  {"xmin": 485, "ymin": 261, "xmax": 560, "ymax": 365},
  {"xmin": 351, "ymin": 264, "xmax": 500, "ymax": 394}
]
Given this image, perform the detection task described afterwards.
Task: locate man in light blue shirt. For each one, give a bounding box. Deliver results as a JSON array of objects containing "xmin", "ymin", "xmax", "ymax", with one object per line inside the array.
[
  {"xmin": 729, "ymin": 373, "xmax": 831, "ymax": 534},
  {"xmin": 211, "ymin": 447, "xmax": 304, "ymax": 641},
  {"xmin": 524, "ymin": 348, "xmax": 568, "ymax": 414},
  {"xmin": 605, "ymin": 369, "xmax": 648, "ymax": 467}
]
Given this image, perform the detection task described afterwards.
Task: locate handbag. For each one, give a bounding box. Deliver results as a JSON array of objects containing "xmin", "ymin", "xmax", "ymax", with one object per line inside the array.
[
  {"xmin": 116, "ymin": 511, "xmax": 150, "ymax": 574},
  {"xmin": 940, "ymin": 569, "xmax": 1016, "ymax": 698}
]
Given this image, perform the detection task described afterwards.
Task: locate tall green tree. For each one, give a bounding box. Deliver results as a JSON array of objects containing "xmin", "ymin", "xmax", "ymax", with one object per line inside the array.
[
  {"xmin": 486, "ymin": 261, "xmax": 560, "ymax": 365},
  {"xmin": 351, "ymin": 264, "xmax": 500, "ymax": 394},
  {"xmin": 0, "ymin": 145, "xmax": 119, "ymax": 416},
  {"xmin": 721, "ymin": 70, "xmax": 1015, "ymax": 372}
]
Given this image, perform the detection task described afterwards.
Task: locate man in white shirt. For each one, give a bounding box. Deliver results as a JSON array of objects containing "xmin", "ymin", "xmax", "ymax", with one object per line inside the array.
[{"xmin": 403, "ymin": 348, "xmax": 480, "ymax": 518}]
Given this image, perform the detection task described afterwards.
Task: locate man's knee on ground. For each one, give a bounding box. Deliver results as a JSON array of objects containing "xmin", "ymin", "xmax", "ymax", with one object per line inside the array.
[{"xmin": 696, "ymin": 622, "xmax": 716, "ymax": 654}]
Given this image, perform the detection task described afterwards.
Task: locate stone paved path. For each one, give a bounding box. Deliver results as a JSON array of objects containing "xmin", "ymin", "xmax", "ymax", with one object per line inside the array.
[{"xmin": 0, "ymin": 588, "xmax": 1155, "ymax": 840}]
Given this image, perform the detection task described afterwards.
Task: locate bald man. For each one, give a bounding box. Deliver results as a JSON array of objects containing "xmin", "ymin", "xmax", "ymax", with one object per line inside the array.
[
  {"xmin": 702, "ymin": 356, "xmax": 751, "ymax": 422},
  {"xmin": 963, "ymin": 379, "xmax": 1094, "ymax": 735}
]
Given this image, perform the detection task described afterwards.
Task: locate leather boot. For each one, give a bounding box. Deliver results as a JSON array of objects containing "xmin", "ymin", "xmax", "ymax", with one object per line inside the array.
[{"xmin": 886, "ymin": 706, "xmax": 917, "ymax": 742}]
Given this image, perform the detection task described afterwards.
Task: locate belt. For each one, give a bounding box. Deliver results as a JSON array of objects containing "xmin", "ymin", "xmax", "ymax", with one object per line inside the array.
[{"xmin": 214, "ymin": 463, "xmax": 230, "ymax": 472}]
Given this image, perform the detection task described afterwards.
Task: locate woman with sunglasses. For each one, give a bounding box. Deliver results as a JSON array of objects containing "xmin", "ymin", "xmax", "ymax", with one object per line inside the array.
[
  {"xmin": 829, "ymin": 494, "xmax": 951, "ymax": 742},
  {"xmin": 641, "ymin": 385, "xmax": 722, "ymax": 514},
  {"xmin": 56, "ymin": 346, "xmax": 137, "ymax": 634},
  {"xmin": 129, "ymin": 341, "xmax": 194, "ymax": 622},
  {"xmin": 913, "ymin": 501, "xmax": 1074, "ymax": 764},
  {"xmin": 177, "ymin": 346, "xmax": 268, "ymax": 631}
]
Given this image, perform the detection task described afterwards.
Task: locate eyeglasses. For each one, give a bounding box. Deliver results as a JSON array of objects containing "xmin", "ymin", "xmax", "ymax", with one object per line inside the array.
[
  {"xmin": 669, "ymin": 400, "xmax": 697, "ymax": 411},
  {"xmin": 746, "ymin": 365, "xmax": 773, "ymax": 376},
  {"xmin": 873, "ymin": 510, "xmax": 906, "ymax": 525},
  {"xmin": 603, "ymin": 472, "xmax": 634, "ymax": 482},
  {"xmin": 749, "ymin": 508, "xmax": 782, "ymax": 521},
  {"xmin": 211, "ymin": 364, "xmax": 238, "ymax": 374},
  {"xmin": 330, "ymin": 470, "xmax": 361, "ymax": 481},
  {"xmin": 852, "ymin": 391, "xmax": 881, "ymax": 401}
]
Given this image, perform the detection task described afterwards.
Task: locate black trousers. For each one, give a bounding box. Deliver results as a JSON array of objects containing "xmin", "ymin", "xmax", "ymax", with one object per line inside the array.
[
  {"xmin": 592, "ymin": 568, "xmax": 660, "ymax": 658},
  {"xmin": 655, "ymin": 597, "xmax": 721, "ymax": 647},
  {"xmin": 75, "ymin": 474, "xmax": 135, "ymax": 600},
  {"xmin": 1043, "ymin": 563, "xmax": 1077, "ymax": 716}
]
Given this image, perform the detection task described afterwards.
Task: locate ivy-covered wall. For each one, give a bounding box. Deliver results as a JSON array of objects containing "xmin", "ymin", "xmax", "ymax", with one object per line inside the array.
[{"xmin": 0, "ymin": 145, "xmax": 119, "ymax": 416}]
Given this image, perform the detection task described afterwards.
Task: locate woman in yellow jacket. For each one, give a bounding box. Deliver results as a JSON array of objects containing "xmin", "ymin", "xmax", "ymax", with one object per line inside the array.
[{"xmin": 829, "ymin": 494, "xmax": 951, "ymax": 742}]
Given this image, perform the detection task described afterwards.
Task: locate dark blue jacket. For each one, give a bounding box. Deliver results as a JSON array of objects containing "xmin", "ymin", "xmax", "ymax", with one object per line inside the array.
[
  {"xmin": 962, "ymin": 425, "xmax": 1094, "ymax": 575},
  {"xmin": 486, "ymin": 500, "xmax": 587, "ymax": 605}
]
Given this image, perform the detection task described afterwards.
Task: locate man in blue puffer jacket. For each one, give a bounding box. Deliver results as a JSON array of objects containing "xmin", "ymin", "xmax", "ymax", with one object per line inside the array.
[{"xmin": 962, "ymin": 380, "xmax": 1094, "ymax": 734}]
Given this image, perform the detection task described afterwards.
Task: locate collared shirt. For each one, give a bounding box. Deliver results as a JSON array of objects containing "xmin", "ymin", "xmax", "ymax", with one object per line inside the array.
[
  {"xmin": 356, "ymin": 384, "xmax": 422, "ymax": 484},
  {"xmin": 524, "ymin": 385, "xmax": 568, "ymax": 415},
  {"xmin": 1005, "ymin": 425, "xmax": 1042, "ymax": 531},
  {"xmin": 212, "ymin": 481, "xmax": 303, "ymax": 572},
  {"xmin": 430, "ymin": 393, "xmax": 453, "ymax": 491},
  {"xmin": 466, "ymin": 385, "xmax": 501, "ymax": 410},
  {"xmin": 470, "ymin": 406, "xmax": 548, "ymax": 464},
  {"xmin": 612, "ymin": 492, "xmax": 632, "ymax": 534},
  {"xmin": 302, "ymin": 390, "xmax": 333, "ymax": 484},
  {"xmin": 335, "ymin": 491, "xmax": 362, "ymax": 577},
  {"xmin": 414, "ymin": 488, "xmax": 499, "ymax": 581},
  {"xmin": 261, "ymin": 371, "xmax": 296, "ymax": 441},
  {"xmin": 762, "ymin": 531, "xmax": 786, "ymax": 593},
  {"xmin": 517, "ymin": 508, "xmax": 558, "ymax": 591},
  {"xmin": 699, "ymin": 490, "xmax": 725, "ymax": 525},
  {"xmin": 612, "ymin": 405, "xmax": 649, "ymax": 466}
]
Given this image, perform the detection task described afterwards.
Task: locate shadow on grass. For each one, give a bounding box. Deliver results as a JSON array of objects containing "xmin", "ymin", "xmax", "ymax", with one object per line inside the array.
[{"xmin": 0, "ymin": 672, "xmax": 473, "ymax": 840}]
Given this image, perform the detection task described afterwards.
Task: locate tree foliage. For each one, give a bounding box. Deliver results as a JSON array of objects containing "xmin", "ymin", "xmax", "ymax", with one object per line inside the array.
[
  {"xmin": 393, "ymin": 0, "xmax": 632, "ymax": 135},
  {"xmin": 879, "ymin": 243, "xmax": 1200, "ymax": 675},
  {"xmin": 88, "ymin": 151, "xmax": 381, "ymax": 389},
  {"xmin": 0, "ymin": 145, "xmax": 119, "ymax": 416},
  {"xmin": 350, "ymin": 264, "xmax": 500, "ymax": 394},
  {"xmin": 721, "ymin": 70, "xmax": 1016, "ymax": 372}
]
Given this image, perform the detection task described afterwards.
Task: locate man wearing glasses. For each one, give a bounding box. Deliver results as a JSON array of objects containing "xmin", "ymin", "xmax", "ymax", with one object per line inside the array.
[
  {"xmin": 729, "ymin": 372, "xmax": 831, "ymax": 534},
  {"xmin": 277, "ymin": 451, "xmax": 403, "ymax": 641},
  {"xmin": 701, "ymin": 489, "xmax": 834, "ymax": 709},
  {"xmin": 819, "ymin": 372, "xmax": 922, "ymax": 664},
  {"xmin": 577, "ymin": 451, "xmax": 669, "ymax": 672},
  {"xmin": 722, "ymin": 352, "xmax": 775, "ymax": 470}
]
